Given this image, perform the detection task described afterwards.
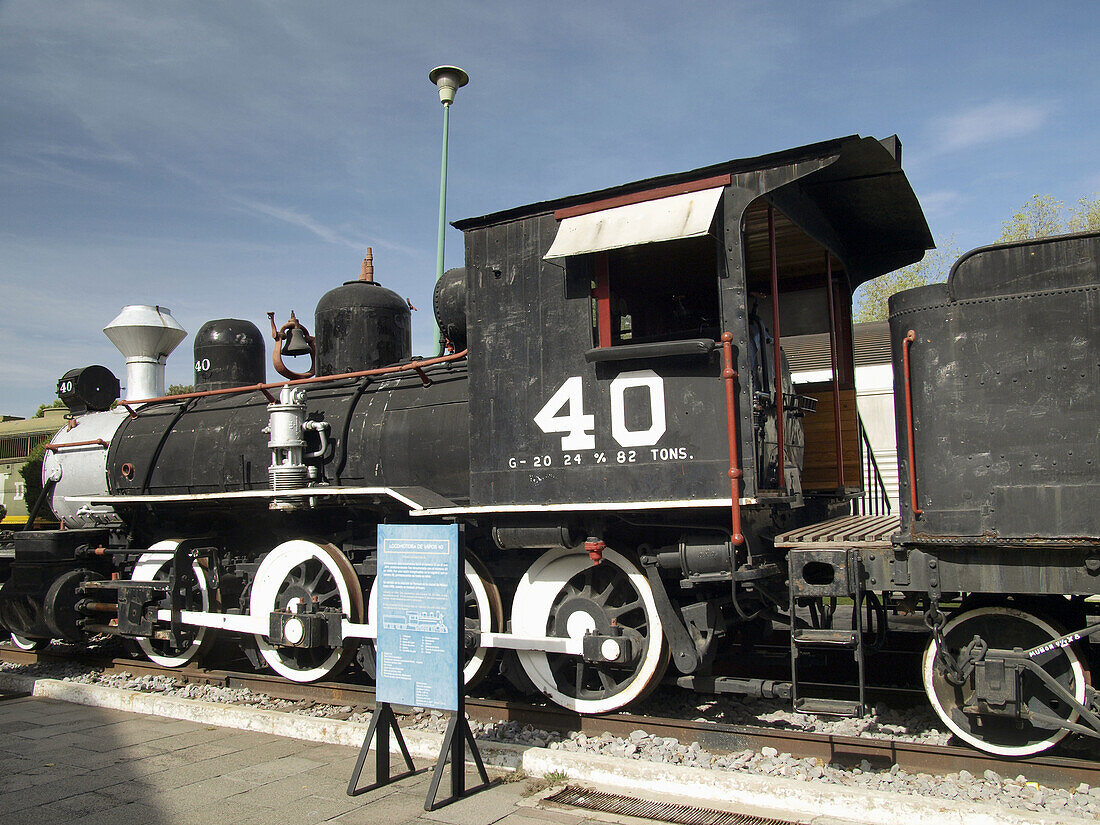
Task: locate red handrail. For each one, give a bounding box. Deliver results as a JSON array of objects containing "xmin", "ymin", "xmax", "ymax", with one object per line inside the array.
[
  {"xmin": 901, "ymin": 330, "xmax": 923, "ymax": 517},
  {"xmin": 43, "ymin": 439, "xmax": 109, "ymax": 452},
  {"xmin": 720, "ymin": 332, "xmax": 744, "ymax": 546},
  {"xmin": 117, "ymin": 350, "xmax": 469, "ymax": 415}
]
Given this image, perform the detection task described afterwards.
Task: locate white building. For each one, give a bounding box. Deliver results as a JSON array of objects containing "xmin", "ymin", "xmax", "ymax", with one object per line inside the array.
[{"xmin": 787, "ymin": 321, "xmax": 898, "ymax": 510}]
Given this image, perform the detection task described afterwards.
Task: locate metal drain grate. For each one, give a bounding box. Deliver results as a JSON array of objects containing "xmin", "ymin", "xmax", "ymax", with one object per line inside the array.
[{"xmin": 545, "ymin": 786, "xmax": 798, "ymax": 825}]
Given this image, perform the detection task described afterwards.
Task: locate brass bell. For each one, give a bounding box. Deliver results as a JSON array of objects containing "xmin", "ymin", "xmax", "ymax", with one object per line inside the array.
[
  {"xmin": 267, "ymin": 310, "xmax": 316, "ymax": 380},
  {"xmin": 282, "ymin": 325, "xmax": 312, "ymax": 356}
]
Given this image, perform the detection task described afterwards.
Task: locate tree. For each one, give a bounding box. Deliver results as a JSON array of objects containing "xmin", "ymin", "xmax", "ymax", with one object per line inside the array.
[
  {"xmin": 33, "ymin": 399, "xmax": 65, "ymax": 418},
  {"xmin": 1068, "ymin": 195, "xmax": 1100, "ymax": 233},
  {"xmin": 19, "ymin": 441, "xmax": 55, "ymax": 523},
  {"xmin": 999, "ymin": 194, "xmax": 1065, "ymax": 241},
  {"xmin": 167, "ymin": 384, "xmax": 195, "ymax": 396},
  {"xmin": 999, "ymin": 193, "xmax": 1100, "ymax": 241},
  {"xmin": 853, "ymin": 240, "xmax": 961, "ymax": 323}
]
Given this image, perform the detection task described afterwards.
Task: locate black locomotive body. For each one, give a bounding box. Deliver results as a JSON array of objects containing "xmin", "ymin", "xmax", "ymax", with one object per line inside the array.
[
  {"xmin": 107, "ymin": 367, "xmax": 471, "ymax": 503},
  {"xmin": 891, "ymin": 233, "xmax": 1099, "ymax": 548},
  {"xmin": 2, "ymin": 134, "xmax": 1098, "ymax": 757}
]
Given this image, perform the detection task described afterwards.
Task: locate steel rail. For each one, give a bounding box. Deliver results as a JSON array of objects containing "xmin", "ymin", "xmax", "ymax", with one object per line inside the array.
[{"xmin": 2, "ymin": 644, "xmax": 1096, "ymax": 789}]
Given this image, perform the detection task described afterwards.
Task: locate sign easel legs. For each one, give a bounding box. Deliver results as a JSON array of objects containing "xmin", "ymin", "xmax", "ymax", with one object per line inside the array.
[
  {"xmin": 424, "ymin": 703, "xmax": 492, "ymax": 811},
  {"xmin": 347, "ymin": 702, "xmax": 416, "ymax": 796}
]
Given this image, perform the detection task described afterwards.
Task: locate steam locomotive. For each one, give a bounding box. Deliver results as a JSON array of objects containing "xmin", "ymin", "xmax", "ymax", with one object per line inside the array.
[{"xmin": 2, "ymin": 134, "xmax": 1097, "ymax": 758}]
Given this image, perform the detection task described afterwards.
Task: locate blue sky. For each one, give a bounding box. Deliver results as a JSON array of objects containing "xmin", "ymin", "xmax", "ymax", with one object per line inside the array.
[{"xmin": 2, "ymin": 1, "xmax": 1097, "ymax": 417}]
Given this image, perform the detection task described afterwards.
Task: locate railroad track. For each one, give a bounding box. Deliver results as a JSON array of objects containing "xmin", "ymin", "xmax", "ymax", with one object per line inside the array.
[{"xmin": 3, "ymin": 643, "xmax": 1097, "ymax": 790}]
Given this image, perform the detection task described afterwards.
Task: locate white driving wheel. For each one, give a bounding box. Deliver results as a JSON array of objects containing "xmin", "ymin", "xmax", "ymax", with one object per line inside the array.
[
  {"xmin": 250, "ymin": 539, "xmax": 364, "ymax": 682},
  {"xmin": 511, "ymin": 546, "xmax": 667, "ymax": 714},
  {"xmin": 9, "ymin": 633, "xmax": 48, "ymax": 652},
  {"xmin": 132, "ymin": 539, "xmax": 214, "ymax": 668}
]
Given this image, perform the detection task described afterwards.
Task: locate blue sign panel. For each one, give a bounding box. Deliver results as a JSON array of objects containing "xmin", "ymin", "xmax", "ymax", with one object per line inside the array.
[{"xmin": 376, "ymin": 523, "xmax": 459, "ymax": 711}]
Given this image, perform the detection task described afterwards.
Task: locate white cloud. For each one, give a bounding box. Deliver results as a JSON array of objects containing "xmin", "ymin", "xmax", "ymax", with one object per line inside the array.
[
  {"xmin": 918, "ymin": 189, "xmax": 965, "ymax": 220},
  {"xmin": 225, "ymin": 193, "xmax": 424, "ymax": 259},
  {"xmin": 229, "ymin": 196, "xmax": 362, "ymax": 249},
  {"xmin": 934, "ymin": 101, "xmax": 1050, "ymax": 152}
]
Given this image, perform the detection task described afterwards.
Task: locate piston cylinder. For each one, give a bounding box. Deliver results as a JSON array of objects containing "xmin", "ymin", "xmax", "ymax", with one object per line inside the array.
[{"xmin": 655, "ymin": 538, "xmax": 734, "ymax": 578}]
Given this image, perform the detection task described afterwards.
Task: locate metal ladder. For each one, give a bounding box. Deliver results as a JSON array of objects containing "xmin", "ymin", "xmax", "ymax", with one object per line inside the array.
[{"xmin": 788, "ymin": 547, "xmax": 866, "ymax": 717}]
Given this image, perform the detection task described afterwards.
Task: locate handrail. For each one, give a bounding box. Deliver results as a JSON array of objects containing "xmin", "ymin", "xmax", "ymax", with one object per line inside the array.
[
  {"xmin": 767, "ymin": 205, "xmax": 785, "ymax": 490},
  {"xmin": 855, "ymin": 415, "xmax": 891, "ymax": 516},
  {"xmin": 825, "ymin": 252, "xmax": 845, "ymax": 487},
  {"xmin": 115, "ymin": 350, "xmax": 470, "ymax": 418},
  {"xmin": 901, "ymin": 330, "xmax": 922, "ymax": 517},
  {"xmin": 584, "ymin": 338, "xmax": 714, "ymax": 363},
  {"xmin": 43, "ymin": 439, "xmax": 109, "ymax": 452},
  {"xmin": 719, "ymin": 332, "xmax": 744, "ymax": 546}
]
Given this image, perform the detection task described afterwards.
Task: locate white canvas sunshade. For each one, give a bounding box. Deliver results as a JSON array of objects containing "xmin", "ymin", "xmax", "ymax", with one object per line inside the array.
[{"xmin": 543, "ymin": 186, "xmax": 725, "ymax": 261}]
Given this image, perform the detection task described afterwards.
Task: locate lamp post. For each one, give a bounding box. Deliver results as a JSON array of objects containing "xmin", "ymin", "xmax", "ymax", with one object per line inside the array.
[{"xmin": 429, "ymin": 65, "xmax": 468, "ymax": 354}]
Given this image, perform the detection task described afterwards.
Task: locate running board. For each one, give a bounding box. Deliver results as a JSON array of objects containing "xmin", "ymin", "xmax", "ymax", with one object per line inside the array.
[{"xmin": 70, "ymin": 486, "xmax": 459, "ymax": 513}]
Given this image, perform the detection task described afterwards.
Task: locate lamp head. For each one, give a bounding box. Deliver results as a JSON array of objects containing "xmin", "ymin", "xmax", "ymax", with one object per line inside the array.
[{"xmin": 429, "ymin": 65, "xmax": 469, "ymax": 105}]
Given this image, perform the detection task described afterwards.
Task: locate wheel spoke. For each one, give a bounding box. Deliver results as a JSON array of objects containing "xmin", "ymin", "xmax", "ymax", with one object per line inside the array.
[
  {"xmin": 305, "ymin": 563, "xmax": 326, "ymax": 593},
  {"xmin": 608, "ymin": 598, "xmax": 643, "ymax": 621},
  {"xmin": 286, "ymin": 564, "xmax": 307, "ymax": 589},
  {"xmin": 592, "ymin": 577, "xmax": 616, "ymax": 607},
  {"xmin": 314, "ymin": 588, "xmax": 339, "ymax": 609},
  {"xmin": 578, "ymin": 572, "xmax": 594, "ymax": 601},
  {"xmin": 597, "ymin": 667, "xmax": 618, "ymax": 692}
]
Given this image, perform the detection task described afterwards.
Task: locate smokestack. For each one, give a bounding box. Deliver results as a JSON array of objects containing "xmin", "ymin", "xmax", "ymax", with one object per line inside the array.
[{"xmin": 103, "ymin": 305, "xmax": 187, "ymax": 401}]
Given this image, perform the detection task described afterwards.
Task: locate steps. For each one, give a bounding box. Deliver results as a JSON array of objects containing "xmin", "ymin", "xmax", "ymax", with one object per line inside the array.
[{"xmin": 788, "ymin": 547, "xmax": 866, "ymax": 718}]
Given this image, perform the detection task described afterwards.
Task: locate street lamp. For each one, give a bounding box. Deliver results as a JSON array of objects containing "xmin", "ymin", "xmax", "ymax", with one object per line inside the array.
[{"xmin": 429, "ymin": 65, "xmax": 468, "ymax": 354}]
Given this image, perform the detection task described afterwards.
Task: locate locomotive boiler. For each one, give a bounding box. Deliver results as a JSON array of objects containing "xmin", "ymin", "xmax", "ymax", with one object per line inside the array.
[{"xmin": 2, "ymin": 133, "xmax": 1098, "ymax": 758}]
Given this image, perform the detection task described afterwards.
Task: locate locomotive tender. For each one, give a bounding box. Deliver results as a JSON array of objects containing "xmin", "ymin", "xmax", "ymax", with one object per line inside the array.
[{"xmin": 2, "ymin": 134, "xmax": 1098, "ymax": 758}]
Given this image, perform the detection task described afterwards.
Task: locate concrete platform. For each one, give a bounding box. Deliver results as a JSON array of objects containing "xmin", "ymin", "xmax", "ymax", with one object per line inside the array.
[
  {"xmin": 0, "ymin": 691, "xmax": 585, "ymax": 825},
  {"xmin": 0, "ymin": 675, "xmax": 1089, "ymax": 825}
]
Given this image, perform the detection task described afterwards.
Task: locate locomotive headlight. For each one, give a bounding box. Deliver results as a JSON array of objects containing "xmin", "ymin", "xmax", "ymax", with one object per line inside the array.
[{"xmin": 284, "ymin": 616, "xmax": 305, "ymax": 646}]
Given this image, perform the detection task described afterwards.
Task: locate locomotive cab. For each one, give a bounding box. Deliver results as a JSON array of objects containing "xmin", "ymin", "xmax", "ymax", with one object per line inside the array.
[{"xmin": 454, "ymin": 135, "xmax": 931, "ymax": 536}]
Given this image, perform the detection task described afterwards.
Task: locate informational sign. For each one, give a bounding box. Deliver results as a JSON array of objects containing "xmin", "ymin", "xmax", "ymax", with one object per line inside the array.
[{"xmin": 376, "ymin": 523, "xmax": 460, "ymax": 712}]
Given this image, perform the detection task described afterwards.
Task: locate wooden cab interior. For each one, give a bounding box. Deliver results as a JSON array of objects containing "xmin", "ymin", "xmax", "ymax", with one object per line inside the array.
[{"xmin": 742, "ymin": 198, "xmax": 861, "ymax": 497}]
